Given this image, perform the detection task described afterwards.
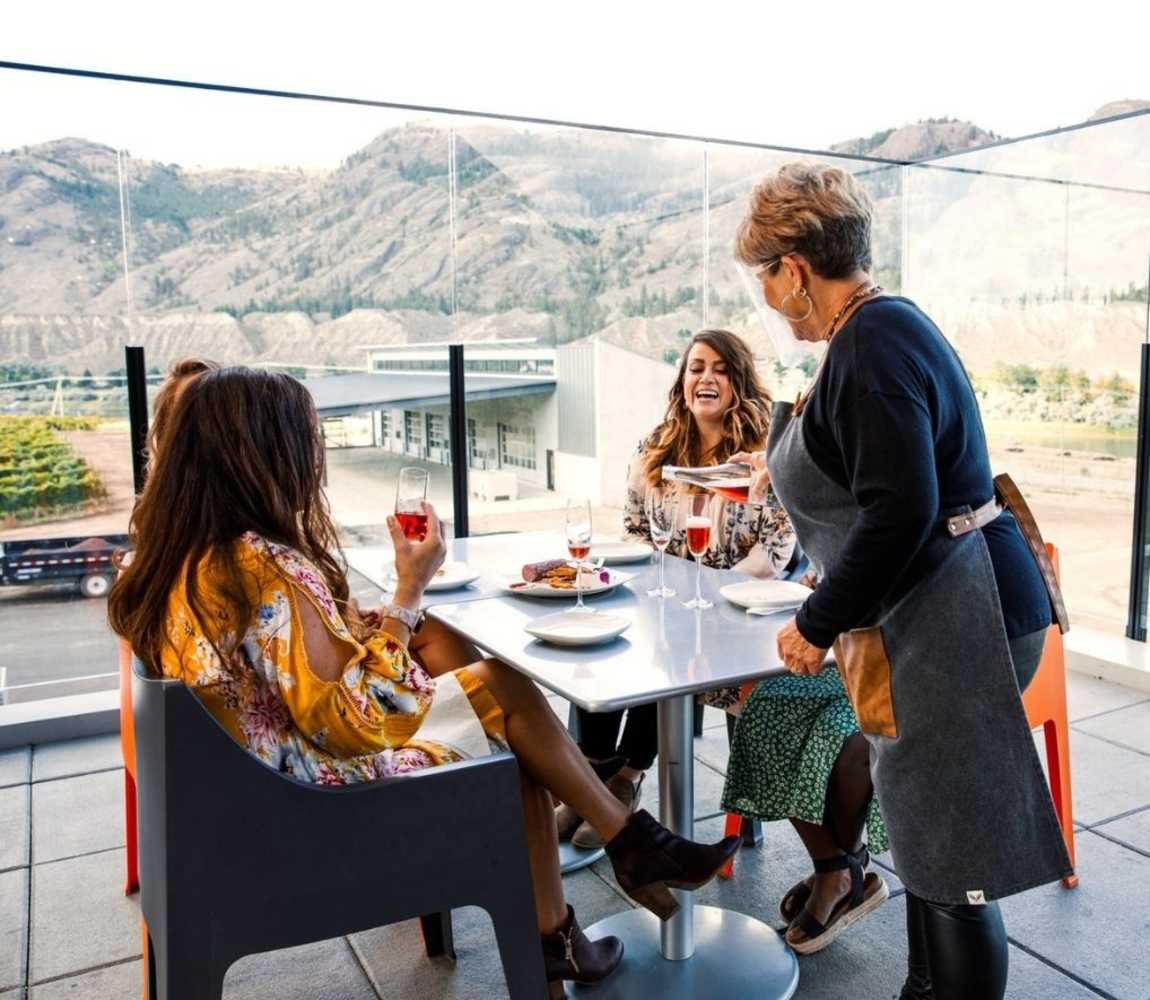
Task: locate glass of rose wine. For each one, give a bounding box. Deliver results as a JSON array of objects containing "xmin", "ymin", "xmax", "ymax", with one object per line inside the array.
[
  {"xmin": 566, "ymin": 498, "xmax": 594, "ymax": 612},
  {"xmin": 682, "ymin": 492, "xmax": 714, "ymax": 610},
  {"xmin": 395, "ymin": 467, "xmax": 430, "ymax": 541},
  {"xmin": 646, "ymin": 484, "xmax": 677, "ymax": 598}
]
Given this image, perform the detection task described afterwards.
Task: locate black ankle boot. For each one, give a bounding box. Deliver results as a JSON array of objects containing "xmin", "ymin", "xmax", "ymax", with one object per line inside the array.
[
  {"xmin": 541, "ymin": 905, "xmax": 623, "ymax": 992},
  {"xmin": 604, "ymin": 809, "xmax": 741, "ymax": 920},
  {"xmin": 899, "ymin": 970, "xmax": 934, "ymax": 999}
]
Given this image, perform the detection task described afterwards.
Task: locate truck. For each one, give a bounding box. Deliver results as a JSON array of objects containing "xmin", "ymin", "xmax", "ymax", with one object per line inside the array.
[{"xmin": 0, "ymin": 534, "xmax": 129, "ymax": 598}]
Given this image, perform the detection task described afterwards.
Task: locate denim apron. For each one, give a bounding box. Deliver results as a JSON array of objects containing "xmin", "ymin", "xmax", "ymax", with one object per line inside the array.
[{"xmin": 766, "ymin": 400, "xmax": 1072, "ymax": 904}]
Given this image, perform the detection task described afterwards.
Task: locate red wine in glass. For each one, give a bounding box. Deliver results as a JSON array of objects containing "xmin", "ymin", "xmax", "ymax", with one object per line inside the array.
[
  {"xmin": 683, "ymin": 496, "xmax": 714, "ymax": 609},
  {"xmin": 686, "ymin": 516, "xmax": 712, "ymax": 555},
  {"xmin": 568, "ymin": 542, "xmax": 591, "ymax": 560},
  {"xmin": 396, "ymin": 509, "xmax": 429, "ymax": 541},
  {"xmin": 395, "ymin": 467, "xmax": 430, "ymax": 542}
]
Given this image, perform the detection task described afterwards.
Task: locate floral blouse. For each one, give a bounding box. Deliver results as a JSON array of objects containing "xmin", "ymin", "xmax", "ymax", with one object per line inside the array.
[
  {"xmin": 160, "ymin": 532, "xmax": 465, "ymax": 785},
  {"xmin": 623, "ymin": 446, "xmax": 796, "ymax": 578}
]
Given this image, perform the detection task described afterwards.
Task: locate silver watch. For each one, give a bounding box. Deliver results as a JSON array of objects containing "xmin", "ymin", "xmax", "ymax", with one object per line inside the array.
[{"xmin": 381, "ymin": 604, "xmax": 423, "ymax": 632}]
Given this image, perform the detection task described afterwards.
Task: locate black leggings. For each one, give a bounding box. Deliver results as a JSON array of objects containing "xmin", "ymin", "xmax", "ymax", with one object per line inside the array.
[
  {"xmin": 901, "ymin": 627, "xmax": 1048, "ymax": 1000},
  {"xmin": 574, "ymin": 703, "xmax": 658, "ymax": 771}
]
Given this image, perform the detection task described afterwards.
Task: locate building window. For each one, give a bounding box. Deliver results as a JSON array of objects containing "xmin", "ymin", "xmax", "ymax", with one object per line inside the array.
[
  {"xmin": 467, "ymin": 418, "xmax": 481, "ymax": 467},
  {"xmin": 404, "ymin": 410, "xmax": 424, "ymax": 453},
  {"xmin": 426, "ymin": 412, "xmax": 449, "ymax": 452},
  {"xmin": 498, "ymin": 423, "xmax": 536, "ymax": 470}
]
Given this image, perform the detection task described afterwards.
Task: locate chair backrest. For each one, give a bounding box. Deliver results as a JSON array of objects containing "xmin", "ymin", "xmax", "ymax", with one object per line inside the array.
[
  {"xmin": 1021, "ymin": 543, "xmax": 1065, "ymax": 727},
  {"xmin": 131, "ymin": 656, "xmax": 527, "ymax": 952}
]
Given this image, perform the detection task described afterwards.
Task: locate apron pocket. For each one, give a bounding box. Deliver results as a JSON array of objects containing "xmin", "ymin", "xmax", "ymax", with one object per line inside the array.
[{"xmin": 834, "ymin": 626, "xmax": 898, "ymax": 738}]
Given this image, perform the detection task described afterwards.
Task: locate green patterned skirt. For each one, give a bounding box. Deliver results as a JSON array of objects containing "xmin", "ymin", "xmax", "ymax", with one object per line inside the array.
[{"xmin": 721, "ymin": 666, "xmax": 890, "ymax": 854}]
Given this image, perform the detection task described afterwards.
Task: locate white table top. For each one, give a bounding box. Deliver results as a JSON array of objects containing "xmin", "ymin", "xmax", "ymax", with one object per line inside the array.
[
  {"xmin": 346, "ymin": 530, "xmax": 657, "ymax": 607},
  {"xmin": 413, "ymin": 532, "xmax": 791, "ymax": 711}
]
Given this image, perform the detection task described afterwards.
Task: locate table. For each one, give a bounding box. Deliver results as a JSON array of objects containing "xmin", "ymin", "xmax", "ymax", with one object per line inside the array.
[
  {"xmin": 347, "ymin": 531, "xmax": 619, "ymax": 872},
  {"xmin": 416, "ymin": 531, "xmax": 800, "ymax": 998}
]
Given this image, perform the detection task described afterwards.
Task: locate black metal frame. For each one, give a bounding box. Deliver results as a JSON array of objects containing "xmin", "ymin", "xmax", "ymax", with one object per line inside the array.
[
  {"xmin": 448, "ymin": 344, "xmax": 470, "ymax": 538},
  {"xmin": 1126, "ymin": 261, "xmax": 1150, "ymax": 639},
  {"xmin": 125, "ymin": 346, "xmax": 149, "ymax": 494}
]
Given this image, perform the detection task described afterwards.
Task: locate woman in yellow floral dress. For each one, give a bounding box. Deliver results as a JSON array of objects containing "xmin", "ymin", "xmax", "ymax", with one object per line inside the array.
[{"xmin": 109, "ymin": 362, "xmax": 741, "ymax": 997}]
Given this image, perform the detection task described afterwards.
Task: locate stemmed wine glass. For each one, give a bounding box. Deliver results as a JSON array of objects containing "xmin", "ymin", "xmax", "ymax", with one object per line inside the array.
[
  {"xmin": 565, "ymin": 498, "xmax": 594, "ymax": 613},
  {"xmin": 646, "ymin": 484, "xmax": 677, "ymax": 598},
  {"xmin": 682, "ymin": 492, "xmax": 714, "ymax": 610}
]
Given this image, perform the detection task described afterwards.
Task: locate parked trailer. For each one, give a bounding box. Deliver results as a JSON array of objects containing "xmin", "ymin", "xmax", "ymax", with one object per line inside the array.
[{"xmin": 0, "ymin": 535, "xmax": 129, "ymax": 598}]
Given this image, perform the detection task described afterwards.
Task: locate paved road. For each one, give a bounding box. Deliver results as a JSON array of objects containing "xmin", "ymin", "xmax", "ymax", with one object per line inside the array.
[
  {"xmin": 0, "ymin": 568, "xmax": 386, "ymax": 700},
  {"xmin": 0, "ymin": 584, "xmax": 118, "ymax": 693}
]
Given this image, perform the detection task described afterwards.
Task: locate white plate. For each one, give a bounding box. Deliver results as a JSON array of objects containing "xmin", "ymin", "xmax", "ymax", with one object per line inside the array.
[
  {"xmin": 388, "ymin": 561, "xmax": 480, "ymax": 592},
  {"xmin": 719, "ymin": 579, "xmax": 812, "ymax": 611},
  {"xmin": 500, "ymin": 569, "xmax": 635, "ymax": 599},
  {"xmin": 525, "ymin": 610, "xmax": 631, "ymax": 647},
  {"xmin": 592, "ymin": 539, "xmax": 654, "ymax": 565}
]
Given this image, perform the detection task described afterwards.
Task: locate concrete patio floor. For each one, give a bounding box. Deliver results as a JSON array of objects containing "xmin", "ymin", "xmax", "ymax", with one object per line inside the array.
[{"xmin": 2, "ymin": 626, "xmax": 1149, "ymax": 997}]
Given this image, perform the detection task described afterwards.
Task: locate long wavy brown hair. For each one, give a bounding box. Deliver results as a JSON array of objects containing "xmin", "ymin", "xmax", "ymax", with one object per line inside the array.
[
  {"xmin": 641, "ymin": 329, "xmax": 771, "ymax": 486},
  {"xmin": 108, "ymin": 363, "xmax": 348, "ymax": 676}
]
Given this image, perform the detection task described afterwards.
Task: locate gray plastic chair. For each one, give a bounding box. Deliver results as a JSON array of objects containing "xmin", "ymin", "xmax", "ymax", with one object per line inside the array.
[{"xmin": 132, "ymin": 657, "xmax": 546, "ymax": 999}]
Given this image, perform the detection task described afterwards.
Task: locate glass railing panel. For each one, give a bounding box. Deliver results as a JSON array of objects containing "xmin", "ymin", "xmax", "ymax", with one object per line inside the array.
[
  {"xmin": 0, "ymin": 67, "xmax": 137, "ymax": 702},
  {"xmin": 905, "ymin": 115, "xmax": 1150, "ymax": 633},
  {"xmin": 115, "ymin": 84, "xmax": 458, "ymax": 560},
  {"xmin": 451, "ymin": 122, "xmax": 705, "ymax": 540}
]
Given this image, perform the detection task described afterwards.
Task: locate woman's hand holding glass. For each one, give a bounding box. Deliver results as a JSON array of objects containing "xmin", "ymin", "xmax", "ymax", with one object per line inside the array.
[{"xmin": 387, "ymin": 501, "xmax": 447, "ymax": 606}]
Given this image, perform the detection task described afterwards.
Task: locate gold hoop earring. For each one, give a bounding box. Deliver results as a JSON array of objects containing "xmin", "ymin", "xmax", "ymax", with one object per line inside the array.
[{"xmin": 780, "ymin": 287, "xmax": 813, "ymax": 323}]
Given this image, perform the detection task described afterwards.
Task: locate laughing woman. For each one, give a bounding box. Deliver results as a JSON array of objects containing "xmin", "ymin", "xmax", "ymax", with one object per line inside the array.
[{"xmin": 556, "ymin": 328, "xmax": 797, "ymax": 848}]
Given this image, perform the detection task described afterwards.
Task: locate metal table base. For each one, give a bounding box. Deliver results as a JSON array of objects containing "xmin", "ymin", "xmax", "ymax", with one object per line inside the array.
[
  {"xmin": 559, "ymin": 842, "xmax": 605, "ymax": 874},
  {"xmin": 573, "ymin": 906, "xmax": 798, "ymax": 998},
  {"xmin": 578, "ymin": 694, "xmax": 799, "ymax": 998}
]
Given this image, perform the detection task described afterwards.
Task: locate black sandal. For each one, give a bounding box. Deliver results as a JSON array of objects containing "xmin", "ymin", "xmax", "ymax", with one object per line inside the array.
[
  {"xmin": 785, "ymin": 846, "xmax": 888, "ymax": 955},
  {"xmin": 779, "ymin": 876, "xmax": 813, "ymax": 924}
]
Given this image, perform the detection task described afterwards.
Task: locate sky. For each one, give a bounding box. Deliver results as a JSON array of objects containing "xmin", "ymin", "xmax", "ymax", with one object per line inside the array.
[{"xmin": 3, "ymin": 0, "xmax": 1149, "ymax": 169}]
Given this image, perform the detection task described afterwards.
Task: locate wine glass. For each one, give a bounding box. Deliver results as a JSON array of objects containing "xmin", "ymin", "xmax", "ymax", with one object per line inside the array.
[
  {"xmin": 565, "ymin": 498, "xmax": 594, "ymax": 613},
  {"xmin": 682, "ymin": 492, "xmax": 714, "ymax": 610},
  {"xmin": 395, "ymin": 467, "xmax": 429, "ymax": 541},
  {"xmin": 646, "ymin": 484, "xmax": 677, "ymax": 598}
]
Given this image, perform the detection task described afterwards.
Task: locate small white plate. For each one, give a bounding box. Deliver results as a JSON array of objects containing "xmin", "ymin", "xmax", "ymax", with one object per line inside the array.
[
  {"xmin": 500, "ymin": 569, "xmax": 635, "ymax": 599},
  {"xmin": 525, "ymin": 610, "xmax": 631, "ymax": 647},
  {"xmin": 592, "ymin": 539, "xmax": 654, "ymax": 565},
  {"xmin": 719, "ymin": 579, "xmax": 812, "ymax": 611},
  {"xmin": 388, "ymin": 561, "xmax": 480, "ymax": 592}
]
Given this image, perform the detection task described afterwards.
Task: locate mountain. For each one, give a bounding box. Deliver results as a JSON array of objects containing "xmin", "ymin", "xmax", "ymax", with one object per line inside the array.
[
  {"xmin": 831, "ymin": 117, "xmax": 999, "ymax": 160},
  {"xmin": 1, "ymin": 106, "xmax": 1147, "ymax": 380}
]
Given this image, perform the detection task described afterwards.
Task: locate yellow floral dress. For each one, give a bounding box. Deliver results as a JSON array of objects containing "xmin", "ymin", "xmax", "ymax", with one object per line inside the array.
[{"xmin": 160, "ymin": 532, "xmax": 503, "ymax": 785}]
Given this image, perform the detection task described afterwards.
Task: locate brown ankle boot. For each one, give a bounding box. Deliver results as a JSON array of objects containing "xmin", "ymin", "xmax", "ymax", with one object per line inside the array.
[
  {"xmin": 605, "ymin": 809, "xmax": 741, "ymax": 920},
  {"xmin": 541, "ymin": 905, "xmax": 623, "ymax": 992}
]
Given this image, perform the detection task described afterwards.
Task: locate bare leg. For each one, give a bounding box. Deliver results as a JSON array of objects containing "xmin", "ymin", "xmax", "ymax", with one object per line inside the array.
[
  {"xmin": 520, "ymin": 772, "xmax": 567, "ymax": 933},
  {"xmin": 467, "ymin": 658, "xmax": 629, "ymax": 842},
  {"xmin": 409, "ymin": 617, "xmax": 482, "ymax": 677},
  {"xmin": 786, "ymin": 733, "xmax": 875, "ymax": 938}
]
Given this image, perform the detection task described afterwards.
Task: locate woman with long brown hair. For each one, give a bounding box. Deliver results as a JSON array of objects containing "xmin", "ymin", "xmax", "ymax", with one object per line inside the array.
[
  {"xmin": 108, "ymin": 362, "xmax": 741, "ymax": 997},
  {"xmin": 557, "ymin": 329, "xmax": 797, "ymax": 850}
]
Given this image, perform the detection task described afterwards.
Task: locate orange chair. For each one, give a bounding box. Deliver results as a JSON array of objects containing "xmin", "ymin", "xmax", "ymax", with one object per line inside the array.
[
  {"xmin": 119, "ymin": 637, "xmax": 140, "ymax": 895},
  {"xmin": 1021, "ymin": 544, "xmax": 1078, "ymax": 889},
  {"xmin": 719, "ymin": 542, "xmax": 1078, "ymax": 888}
]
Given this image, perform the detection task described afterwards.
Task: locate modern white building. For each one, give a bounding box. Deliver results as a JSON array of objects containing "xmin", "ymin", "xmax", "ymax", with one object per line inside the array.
[{"xmin": 306, "ymin": 337, "xmax": 674, "ymax": 507}]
